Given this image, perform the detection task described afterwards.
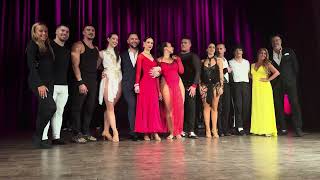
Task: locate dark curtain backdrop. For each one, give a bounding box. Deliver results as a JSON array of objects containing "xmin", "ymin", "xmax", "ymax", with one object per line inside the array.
[{"xmin": 0, "ymin": 0, "xmax": 319, "ymax": 134}]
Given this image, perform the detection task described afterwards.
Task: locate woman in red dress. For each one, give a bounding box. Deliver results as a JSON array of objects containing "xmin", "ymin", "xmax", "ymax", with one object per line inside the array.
[
  {"xmin": 134, "ymin": 37, "xmax": 166, "ymax": 141},
  {"xmin": 158, "ymin": 42, "xmax": 185, "ymax": 140}
]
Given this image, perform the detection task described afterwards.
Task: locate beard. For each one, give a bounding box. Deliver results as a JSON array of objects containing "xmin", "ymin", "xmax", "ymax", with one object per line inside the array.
[{"xmin": 129, "ymin": 43, "xmax": 138, "ymax": 49}]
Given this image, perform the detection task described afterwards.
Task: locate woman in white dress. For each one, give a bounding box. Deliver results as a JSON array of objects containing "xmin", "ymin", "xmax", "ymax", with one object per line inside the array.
[{"xmin": 98, "ymin": 33, "xmax": 122, "ymax": 142}]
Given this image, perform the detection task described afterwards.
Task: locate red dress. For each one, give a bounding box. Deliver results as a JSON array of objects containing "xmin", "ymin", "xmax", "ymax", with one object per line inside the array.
[
  {"xmin": 160, "ymin": 57, "xmax": 184, "ymax": 136},
  {"xmin": 134, "ymin": 54, "xmax": 166, "ymax": 133}
]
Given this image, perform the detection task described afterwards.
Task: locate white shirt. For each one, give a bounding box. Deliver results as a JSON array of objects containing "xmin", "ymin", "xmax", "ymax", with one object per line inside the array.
[
  {"xmin": 128, "ymin": 49, "xmax": 138, "ymax": 67},
  {"xmin": 222, "ymin": 58, "xmax": 230, "ymax": 83},
  {"xmin": 229, "ymin": 58, "xmax": 250, "ymax": 83},
  {"xmin": 273, "ymin": 50, "xmax": 282, "ymax": 65}
]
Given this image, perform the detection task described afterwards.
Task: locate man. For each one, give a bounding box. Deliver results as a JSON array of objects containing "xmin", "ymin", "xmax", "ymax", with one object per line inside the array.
[
  {"xmin": 42, "ymin": 24, "xmax": 70, "ymax": 145},
  {"xmin": 70, "ymin": 25, "xmax": 100, "ymax": 143},
  {"xmin": 229, "ymin": 46, "xmax": 251, "ymax": 136},
  {"xmin": 270, "ymin": 35, "xmax": 303, "ymax": 137},
  {"xmin": 179, "ymin": 37, "xmax": 201, "ymax": 139},
  {"xmin": 120, "ymin": 32, "xmax": 140, "ymax": 141},
  {"xmin": 216, "ymin": 43, "xmax": 232, "ymax": 136}
]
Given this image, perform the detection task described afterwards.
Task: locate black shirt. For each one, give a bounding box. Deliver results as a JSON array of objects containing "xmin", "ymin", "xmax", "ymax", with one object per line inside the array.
[
  {"xmin": 178, "ymin": 52, "xmax": 201, "ymax": 86},
  {"xmin": 51, "ymin": 40, "xmax": 70, "ymax": 85},
  {"xmin": 26, "ymin": 40, "xmax": 54, "ymax": 89}
]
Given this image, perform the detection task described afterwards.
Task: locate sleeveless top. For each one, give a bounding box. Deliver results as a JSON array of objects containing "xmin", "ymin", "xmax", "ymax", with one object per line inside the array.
[
  {"xmin": 79, "ymin": 40, "xmax": 99, "ymax": 80},
  {"xmin": 201, "ymin": 57, "xmax": 221, "ymax": 105}
]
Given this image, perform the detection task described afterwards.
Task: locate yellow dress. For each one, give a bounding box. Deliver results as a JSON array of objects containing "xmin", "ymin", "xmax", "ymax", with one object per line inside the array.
[{"xmin": 250, "ymin": 64, "xmax": 277, "ymax": 136}]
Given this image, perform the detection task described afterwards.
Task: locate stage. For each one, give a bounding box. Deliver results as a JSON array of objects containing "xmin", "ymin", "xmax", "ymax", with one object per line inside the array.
[{"xmin": 1, "ymin": 133, "xmax": 320, "ymax": 179}]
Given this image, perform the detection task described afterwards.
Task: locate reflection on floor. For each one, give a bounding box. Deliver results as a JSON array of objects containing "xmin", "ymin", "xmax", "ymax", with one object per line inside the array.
[{"xmin": 1, "ymin": 133, "xmax": 320, "ymax": 179}]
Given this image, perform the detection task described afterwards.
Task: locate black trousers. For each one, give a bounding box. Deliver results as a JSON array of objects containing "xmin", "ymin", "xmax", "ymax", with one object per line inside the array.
[
  {"xmin": 232, "ymin": 82, "xmax": 251, "ymax": 130},
  {"xmin": 71, "ymin": 79, "xmax": 97, "ymax": 135},
  {"xmin": 218, "ymin": 82, "xmax": 231, "ymax": 134},
  {"xmin": 122, "ymin": 85, "xmax": 137, "ymax": 135},
  {"xmin": 184, "ymin": 88, "xmax": 197, "ymax": 132},
  {"xmin": 32, "ymin": 85, "xmax": 56, "ymax": 141},
  {"xmin": 272, "ymin": 81, "xmax": 302, "ymax": 130}
]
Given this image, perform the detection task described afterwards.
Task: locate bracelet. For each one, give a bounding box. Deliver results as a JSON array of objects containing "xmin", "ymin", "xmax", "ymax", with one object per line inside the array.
[
  {"xmin": 77, "ymin": 79, "xmax": 84, "ymax": 86},
  {"xmin": 134, "ymin": 83, "xmax": 139, "ymax": 87}
]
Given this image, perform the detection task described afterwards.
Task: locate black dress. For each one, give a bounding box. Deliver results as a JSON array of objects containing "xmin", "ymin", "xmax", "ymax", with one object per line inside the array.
[{"xmin": 200, "ymin": 57, "xmax": 221, "ymax": 105}]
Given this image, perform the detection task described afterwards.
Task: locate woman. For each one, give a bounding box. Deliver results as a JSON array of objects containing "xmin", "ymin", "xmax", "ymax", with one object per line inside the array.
[
  {"xmin": 134, "ymin": 37, "xmax": 166, "ymax": 141},
  {"xmin": 98, "ymin": 33, "xmax": 122, "ymax": 142},
  {"xmin": 26, "ymin": 22, "xmax": 56, "ymax": 148},
  {"xmin": 158, "ymin": 42, "xmax": 185, "ymax": 140},
  {"xmin": 199, "ymin": 43, "xmax": 224, "ymax": 138},
  {"xmin": 250, "ymin": 48, "xmax": 279, "ymax": 136}
]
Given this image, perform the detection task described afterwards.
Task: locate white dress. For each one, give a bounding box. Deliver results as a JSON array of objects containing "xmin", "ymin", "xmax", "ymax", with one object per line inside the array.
[{"xmin": 98, "ymin": 48, "xmax": 122, "ymax": 104}]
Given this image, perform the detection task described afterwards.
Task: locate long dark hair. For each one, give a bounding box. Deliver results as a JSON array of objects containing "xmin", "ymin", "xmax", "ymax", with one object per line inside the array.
[
  {"xmin": 157, "ymin": 41, "xmax": 174, "ymax": 58},
  {"xmin": 107, "ymin": 32, "xmax": 119, "ymax": 62}
]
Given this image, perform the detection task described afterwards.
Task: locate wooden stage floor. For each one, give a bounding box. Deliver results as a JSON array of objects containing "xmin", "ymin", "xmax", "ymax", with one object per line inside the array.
[{"xmin": 1, "ymin": 133, "xmax": 320, "ymax": 180}]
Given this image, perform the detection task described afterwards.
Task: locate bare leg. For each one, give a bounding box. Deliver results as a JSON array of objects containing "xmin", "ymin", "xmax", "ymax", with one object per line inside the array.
[
  {"xmin": 211, "ymin": 89, "xmax": 220, "ymax": 138},
  {"xmin": 102, "ymin": 78, "xmax": 112, "ymax": 141},
  {"xmin": 202, "ymin": 97, "xmax": 212, "ymax": 138},
  {"xmin": 161, "ymin": 78, "xmax": 173, "ymax": 140}
]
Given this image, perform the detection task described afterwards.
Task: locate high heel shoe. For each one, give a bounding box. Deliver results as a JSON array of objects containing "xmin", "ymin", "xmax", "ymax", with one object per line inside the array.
[
  {"xmin": 206, "ymin": 130, "xmax": 212, "ymax": 138},
  {"xmin": 212, "ymin": 129, "xmax": 219, "ymax": 138},
  {"xmin": 102, "ymin": 131, "xmax": 113, "ymax": 141},
  {"xmin": 112, "ymin": 131, "xmax": 119, "ymax": 142},
  {"xmin": 167, "ymin": 134, "xmax": 174, "ymax": 140},
  {"xmin": 154, "ymin": 133, "xmax": 161, "ymax": 141},
  {"xmin": 144, "ymin": 135, "xmax": 151, "ymax": 141}
]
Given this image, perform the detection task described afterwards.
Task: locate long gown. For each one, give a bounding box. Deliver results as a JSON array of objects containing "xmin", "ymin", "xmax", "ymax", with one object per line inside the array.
[
  {"xmin": 134, "ymin": 53, "xmax": 166, "ymax": 133},
  {"xmin": 160, "ymin": 57, "xmax": 184, "ymax": 136},
  {"xmin": 250, "ymin": 64, "xmax": 277, "ymax": 136}
]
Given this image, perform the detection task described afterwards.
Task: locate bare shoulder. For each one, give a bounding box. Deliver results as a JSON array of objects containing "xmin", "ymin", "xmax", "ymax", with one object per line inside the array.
[{"xmin": 72, "ymin": 41, "xmax": 84, "ymax": 52}]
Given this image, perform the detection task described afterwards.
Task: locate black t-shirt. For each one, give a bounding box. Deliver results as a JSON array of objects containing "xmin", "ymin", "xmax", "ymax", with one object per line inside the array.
[{"xmin": 51, "ymin": 40, "xmax": 70, "ymax": 85}]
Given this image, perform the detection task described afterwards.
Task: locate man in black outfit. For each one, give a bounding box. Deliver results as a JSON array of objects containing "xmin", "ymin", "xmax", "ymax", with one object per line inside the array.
[
  {"xmin": 179, "ymin": 37, "xmax": 201, "ymax": 139},
  {"xmin": 120, "ymin": 33, "xmax": 140, "ymax": 141},
  {"xmin": 270, "ymin": 35, "xmax": 304, "ymax": 137},
  {"xmin": 70, "ymin": 25, "xmax": 100, "ymax": 143},
  {"xmin": 216, "ymin": 43, "xmax": 232, "ymax": 136}
]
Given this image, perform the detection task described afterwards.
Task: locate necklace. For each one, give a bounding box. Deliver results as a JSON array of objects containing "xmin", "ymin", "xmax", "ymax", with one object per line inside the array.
[
  {"xmin": 143, "ymin": 51, "xmax": 152, "ymax": 56},
  {"xmin": 207, "ymin": 56, "xmax": 214, "ymax": 67}
]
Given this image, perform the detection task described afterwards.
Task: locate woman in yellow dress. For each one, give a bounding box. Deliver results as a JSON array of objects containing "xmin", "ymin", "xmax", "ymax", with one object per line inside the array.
[{"xmin": 250, "ymin": 48, "xmax": 280, "ymax": 136}]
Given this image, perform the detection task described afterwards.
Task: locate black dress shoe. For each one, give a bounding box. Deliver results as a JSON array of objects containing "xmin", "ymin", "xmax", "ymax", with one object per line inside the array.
[
  {"xmin": 52, "ymin": 139, "xmax": 66, "ymax": 145},
  {"xmin": 238, "ymin": 130, "xmax": 245, "ymax": 136},
  {"xmin": 33, "ymin": 140, "xmax": 52, "ymax": 149},
  {"xmin": 225, "ymin": 132, "xmax": 232, "ymax": 136},
  {"xmin": 278, "ymin": 130, "xmax": 288, "ymax": 136},
  {"xmin": 131, "ymin": 135, "xmax": 139, "ymax": 141},
  {"xmin": 295, "ymin": 128, "xmax": 304, "ymax": 137},
  {"xmin": 32, "ymin": 136, "xmax": 51, "ymax": 149}
]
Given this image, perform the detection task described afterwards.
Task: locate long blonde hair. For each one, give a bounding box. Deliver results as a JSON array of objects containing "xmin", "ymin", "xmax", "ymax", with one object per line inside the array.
[
  {"xmin": 257, "ymin": 48, "xmax": 271, "ymax": 74},
  {"xmin": 31, "ymin": 22, "xmax": 51, "ymax": 53}
]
